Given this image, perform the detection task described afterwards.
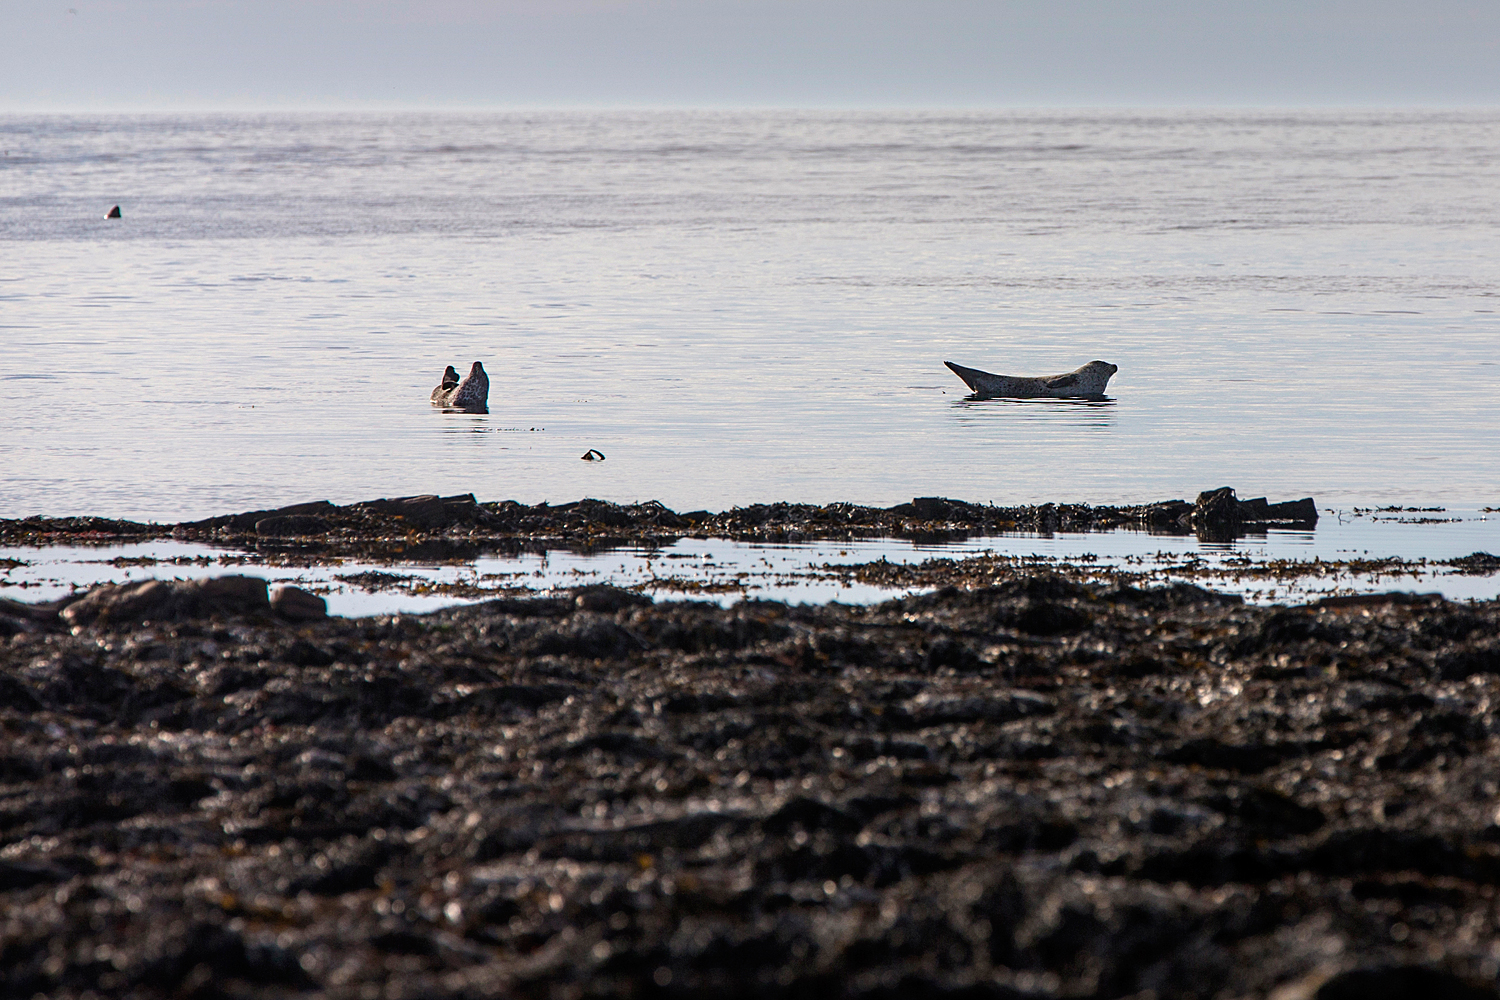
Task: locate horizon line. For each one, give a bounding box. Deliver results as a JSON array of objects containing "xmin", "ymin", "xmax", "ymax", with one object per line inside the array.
[{"xmin": 7, "ymin": 101, "xmax": 1500, "ymax": 115}]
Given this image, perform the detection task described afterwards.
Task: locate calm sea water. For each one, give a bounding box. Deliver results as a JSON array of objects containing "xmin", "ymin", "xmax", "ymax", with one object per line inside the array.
[{"xmin": 3, "ymin": 111, "xmax": 1498, "ymax": 522}]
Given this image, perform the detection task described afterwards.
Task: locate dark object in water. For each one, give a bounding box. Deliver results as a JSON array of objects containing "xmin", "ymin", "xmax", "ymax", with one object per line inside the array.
[
  {"xmin": 945, "ymin": 359, "xmax": 1117, "ymax": 398},
  {"xmin": 1447, "ymin": 552, "xmax": 1500, "ymax": 576},
  {"xmin": 582, "ymin": 449, "xmax": 606, "ymax": 461},
  {"xmin": 1139, "ymin": 487, "xmax": 1318, "ymax": 542},
  {"xmin": 3, "ymin": 487, "xmax": 1322, "ymax": 548},
  {"xmin": 430, "ymin": 365, "xmax": 460, "ymax": 402},
  {"xmin": 105, "ymin": 205, "xmax": 121, "ymax": 219},
  {"xmin": 430, "ymin": 361, "xmax": 488, "ymax": 412}
]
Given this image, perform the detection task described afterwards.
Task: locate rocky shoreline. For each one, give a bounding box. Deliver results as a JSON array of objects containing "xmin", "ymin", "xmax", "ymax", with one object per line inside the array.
[
  {"xmin": 4, "ymin": 549, "xmax": 1500, "ymax": 997},
  {"xmin": 0, "ymin": 487, "xmax": 1319, "ymax": 552}
]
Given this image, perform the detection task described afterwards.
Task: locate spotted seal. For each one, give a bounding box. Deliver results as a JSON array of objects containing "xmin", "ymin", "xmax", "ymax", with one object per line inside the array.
[
  {"xmin": 431, "ymin": 361, "xmax": 489, "ymax": 412},
  {"xmin": 945, "ymin": 360, "xmax": 1117, "ymax": 399},
  {"xmin": 430, "ymin": 365, "xmax": 460, "ymax": 403}
]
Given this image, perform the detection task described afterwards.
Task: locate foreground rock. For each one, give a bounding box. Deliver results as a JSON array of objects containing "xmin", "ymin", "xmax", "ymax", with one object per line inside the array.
[
  {"xmin": 3, "ymin": 572, "xmax": 1499, "ymax": 997},
  {"xmin": 0, "ymin": 487, "xmax": 1318, "ymax": 550}
]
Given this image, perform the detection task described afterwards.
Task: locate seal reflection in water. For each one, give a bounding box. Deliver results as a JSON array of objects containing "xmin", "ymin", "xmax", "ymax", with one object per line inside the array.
[
  {"xmin": 431, "ymin": 362, "xmax": 489, "ymax": 412},
  {"xmin": 944, "ymin": 360, "xmax": 1117, "ymax": 399}
]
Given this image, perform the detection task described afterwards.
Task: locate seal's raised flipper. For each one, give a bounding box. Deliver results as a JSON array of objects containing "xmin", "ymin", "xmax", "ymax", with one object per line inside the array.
[
  {"xmin": 431, "ymin": 365, "xmax": 462, "ymax": 404},
  {"xmin": 944, "ymin": 361, "xmax": 991, "ymax": 393}
]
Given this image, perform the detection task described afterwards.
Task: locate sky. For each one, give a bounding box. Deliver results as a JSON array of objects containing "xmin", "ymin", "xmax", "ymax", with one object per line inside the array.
[{"xmin": 5, "ymin": 0, "xmax": 1500, "ymax": 110}]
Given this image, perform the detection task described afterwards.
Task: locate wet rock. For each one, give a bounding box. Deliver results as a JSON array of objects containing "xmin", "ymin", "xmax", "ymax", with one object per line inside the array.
[
  {"xmin": 904, "ymin": 690, "xmax": 1055, "ymax": 726},
  {"xmin": 4, "ymin": 487, "xmax": 1322, "ymax": 548},
  {"xmin": 59, "ymin": 575, "xmax": 271, "ymax": 628},
  {"xmin": 1312, "ymin": 965, "xmax": 1500, "ymax": 1000},
  {"xmin": 2, "ymin": 575, "xmax": 1499, "ymax": 997},
  {"xmin": 1007, "ymin": 598, "xmax": 1093, "ymax": 636},
  {"xmin": 1191, "ymin": 486, "xmax": 1242, "ymax": 540},
  {"xmin": 270, "ymin": 584, "xmax": 327, "ymax": 621},
  {"xmin": 1447, "ymin": 551, "xmax": 1500, "ymax": 575},
  {"xmin": 254, "ymin": 514, "xmax": 329, "ymax": 537},
  {"xmin": 1257, "ymin": 495, "xmax": 1319, "ymax": 524},
  {"xmin": 353, "ymin": 493, "xmax": 479, "ymax": 531}
]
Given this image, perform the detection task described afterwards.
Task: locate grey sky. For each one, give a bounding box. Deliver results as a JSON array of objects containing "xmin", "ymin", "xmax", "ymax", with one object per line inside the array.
[{"xmin": 7, "ymin": 0, "xmax": 1500, "ymax": 110}]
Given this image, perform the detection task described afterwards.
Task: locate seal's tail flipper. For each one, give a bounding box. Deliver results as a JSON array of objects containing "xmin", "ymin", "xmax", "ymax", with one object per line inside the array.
[{"xmin": 944, "ymin": 361, "xmax": 994, "ymax": 393}]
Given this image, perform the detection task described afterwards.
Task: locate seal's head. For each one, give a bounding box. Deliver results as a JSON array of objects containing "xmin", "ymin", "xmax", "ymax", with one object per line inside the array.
[{"xmin": 1076, "ymin": 360, "xmax": 1118, "ymax": 394}]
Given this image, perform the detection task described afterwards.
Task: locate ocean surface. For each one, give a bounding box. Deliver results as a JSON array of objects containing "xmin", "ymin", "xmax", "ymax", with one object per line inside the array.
[{"xmin": 3, "ymin": 110, "xmax": 1499, "ymax": 522}]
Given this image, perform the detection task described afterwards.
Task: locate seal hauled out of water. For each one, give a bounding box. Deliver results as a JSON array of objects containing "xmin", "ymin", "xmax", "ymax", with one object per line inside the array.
[
  {"xmin": 944, "ymin": 359, "xmax": 1117, "ymax": 399},
  {"xmin": 431, "ymin": 361, "xmax": 489, "ymax": 412},
  {"xmin": 430, "ymin": 365, "xmax": 460, "ymax": 402}
]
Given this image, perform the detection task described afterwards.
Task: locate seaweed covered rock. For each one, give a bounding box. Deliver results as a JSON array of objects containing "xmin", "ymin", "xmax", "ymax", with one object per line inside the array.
[{"xmin": 3, "ymin": 574, "xmax": 1499, "ymax": 997}]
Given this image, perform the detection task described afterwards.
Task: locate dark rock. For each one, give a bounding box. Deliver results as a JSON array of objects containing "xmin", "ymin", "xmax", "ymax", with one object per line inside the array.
[
  {"xmin": 3, "ymin": 489, "xmax": 1324, "ymax": 546},
  {"xmin": 59, "ymin": 575, "xmax": 271, "ymax": 628},
  {"xmin": 1447, "ymin": 551, "xmax": 1500, "ymax": 575},
  {"xmin": 1204, "ymin": 784, "xmax": 1326, "ymax": 836},
  {"xmin": 55, "ymin": 569, "xmax": 274, "ymax": 626},
  {"xmin": 58, "ymin": 579, "xmax": 174, "ymax": 626},
  {"xmin": 904, "ymin": 690, "xmax": 1054, "ymax": 726},
  {"xmin": 1007, "ymin": 598, "xmax": 1093, "ymax": 636},
  {"xmin": 1315, "ymin": 965, "xmax": 1500, "ymax": 1000},
  {"xmin": 571, "ymin": 584, "xmax": 652, "ymax": 613},
  {"xmin": 254, "ymin": 514, "xmax": 330, "ymax": 537},
  {"xmin": 196, "ymin": 575, "xmax": 273, "ymax": 616},
  {"xmin": 1191, "ymin": 486, "xmax": 1241, "ymax": 540},
  {"xmin": 271, "ymin": 584, "xmax": 327, "ymax": 621},
  {"xmin": 762, "ymin": 796, "xmax": 863, "ymax": 835},
  {"xmin": 1, "ymin": 573, "xmax": 1497, "ymax": 998},
  {"xmin": 1142, "ymin": 498, "xmax": 1193, "ymax": 529},
  {"xmin": 1165, "ymin": 738, "xmax": 1304, "ymax": 774},
  {"xmin": 1437, "ymin": 638, "xmax": 1500, "ymax": 680},
  {"xmin": 1318, "ymin": 591, "xmax": 1441, "ymax": 609},
  {"xmin": 0, "ymin": 859, "xmax": 80, "ymax": 891},
  {"xmin": 1261, "ymin": 496, "xmax": 1318, "ymax": 524},
  {"xmin": 353, "ymin": 493, "xmax": 478, "ymax": 531}
]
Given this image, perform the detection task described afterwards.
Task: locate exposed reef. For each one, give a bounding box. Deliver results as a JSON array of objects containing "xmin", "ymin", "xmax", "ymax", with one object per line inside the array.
[{"xmin": 0, "ymin": 487, "xmax": 1318, "ymax": 551}]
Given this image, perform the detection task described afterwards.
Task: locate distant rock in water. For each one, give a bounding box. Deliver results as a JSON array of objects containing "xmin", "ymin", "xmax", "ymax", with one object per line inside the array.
[
  {"xmin": 105, "ymin": 205, "xmax": 121, "ymax": 219},
  {"xmin": 430, "ymin": 361, "xmax": 488, "ymax": 412}
]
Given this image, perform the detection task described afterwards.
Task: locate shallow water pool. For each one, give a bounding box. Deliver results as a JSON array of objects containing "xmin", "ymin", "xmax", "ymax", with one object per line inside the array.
[{"xmin": 3, "ymin": 507, "xmax": 1496, "ymax": 617}]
